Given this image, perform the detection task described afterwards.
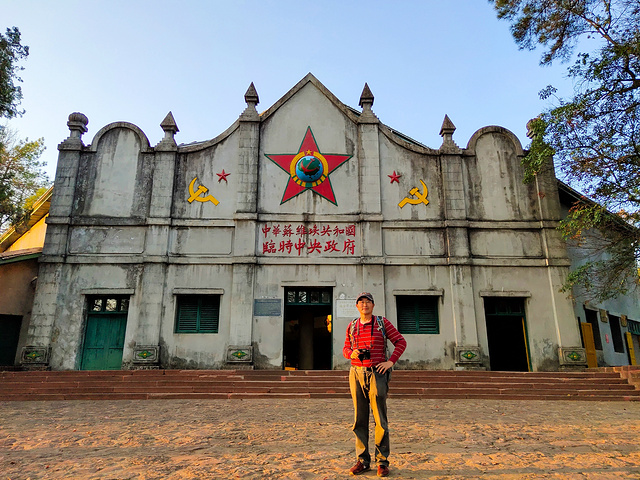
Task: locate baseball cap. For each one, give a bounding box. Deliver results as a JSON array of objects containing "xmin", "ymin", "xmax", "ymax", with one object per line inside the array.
[{"xmin": 356, "ymin": 292, "xmax": 375, "ymax": 304}]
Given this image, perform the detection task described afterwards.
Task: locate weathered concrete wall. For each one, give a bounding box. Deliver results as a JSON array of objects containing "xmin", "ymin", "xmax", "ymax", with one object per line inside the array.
[
  {"xmin": 159, "ymin": 263, "xmax": 234, "ymax": 369},
  {"xmin": 259, "ymin": 82, "xmax": 359, "ymax": 215},
  {"xmin": 47, "ymin": 263, "xmax": 136, "ymax": 370}
]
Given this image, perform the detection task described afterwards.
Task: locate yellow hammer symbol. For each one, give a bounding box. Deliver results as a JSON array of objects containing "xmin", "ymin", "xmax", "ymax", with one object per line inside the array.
[
  {"xmin": 188, "ymin": 177, "xmax": 219, "ymax": 205},
  {"xmin": 398, "ymin": 180, "xmax": 429, "ymax": 208}
]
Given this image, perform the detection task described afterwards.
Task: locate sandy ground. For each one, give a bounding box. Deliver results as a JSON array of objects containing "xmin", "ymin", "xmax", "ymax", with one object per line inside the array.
[{"xmin": 1, "ymin": 398, "xmax": 640, "ymax": 480}]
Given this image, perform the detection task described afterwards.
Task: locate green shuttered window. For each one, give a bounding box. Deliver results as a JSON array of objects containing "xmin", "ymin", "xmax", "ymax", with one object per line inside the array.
[
  {"xmin": 175, "ymin": 295, "xmax": 220, "ymax": 333},
  {"xmin": 396, "ymin": 295, "xmax": 439, "ymax": 334}
]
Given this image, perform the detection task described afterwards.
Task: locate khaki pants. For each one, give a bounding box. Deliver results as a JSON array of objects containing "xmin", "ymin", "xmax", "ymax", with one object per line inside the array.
[{"xmin": 349, "ymin": 366, "xmax": 390, "ymax": 467}]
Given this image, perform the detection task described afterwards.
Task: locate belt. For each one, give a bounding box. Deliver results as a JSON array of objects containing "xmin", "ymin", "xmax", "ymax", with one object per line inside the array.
[{"xmin": 352, "ymin": 366, "xmax": 374, "ymax": 371}]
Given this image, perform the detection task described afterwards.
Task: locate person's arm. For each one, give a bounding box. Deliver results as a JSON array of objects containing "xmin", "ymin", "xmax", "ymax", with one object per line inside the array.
[
  {"xmin": 384, "ymin": 318, "xmax": 407, "ymax": 364},
  {"xmin": 343, "ymin": 324, "xmax": 354, "ymax": 360}
]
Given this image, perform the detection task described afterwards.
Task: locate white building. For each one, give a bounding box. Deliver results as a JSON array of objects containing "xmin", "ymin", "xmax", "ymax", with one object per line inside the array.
[{"xmin": 22, "ymin": 74, "xmax": 632, "ymax": 371}]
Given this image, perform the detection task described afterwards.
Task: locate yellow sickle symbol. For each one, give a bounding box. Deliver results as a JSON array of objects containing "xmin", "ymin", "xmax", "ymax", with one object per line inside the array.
[
  {"xmin": 398, "ymin": 180, "xmax": 429, "ymax": 208},
  {"xmin": 188, "ymin": 177, "xmax": 219, "ymax": 205}
]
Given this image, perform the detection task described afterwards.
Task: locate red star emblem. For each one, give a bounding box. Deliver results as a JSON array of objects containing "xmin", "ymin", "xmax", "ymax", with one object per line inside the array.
[
  {"xmin": 217, "ymin": 169, "xmax": 230, "ymax": 183},
  {"xmin": 265, "ymin": 127, "xmax": 351, "ymax": 205},
  {"xmin": 388, "ymin": 171, "xmax": 401, "ymax": 184}
]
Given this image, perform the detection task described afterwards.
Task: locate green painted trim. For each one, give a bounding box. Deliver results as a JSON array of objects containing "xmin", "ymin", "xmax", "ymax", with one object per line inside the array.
[{"xmin": 0, "ymin": 252, "xmax": 41, "ymax": 265}]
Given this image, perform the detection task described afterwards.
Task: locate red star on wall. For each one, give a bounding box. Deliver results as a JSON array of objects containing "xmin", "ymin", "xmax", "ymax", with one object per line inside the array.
[
  {"xmin": 388, "ymin": 171, "xmax": 401, "ymax": 184},
  {"xmin": 265, "ymin": 127, "xmax": 351, "ymax": 205},
  {"xmin": 217, "ymin": 169, "xmax": 230, "ymax": 183}
]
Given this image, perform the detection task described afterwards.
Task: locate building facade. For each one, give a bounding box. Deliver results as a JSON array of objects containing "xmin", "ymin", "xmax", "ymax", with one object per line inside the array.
[{"xmin": 22, "ymin": 74, "xmax": 595, "ymax": 371}]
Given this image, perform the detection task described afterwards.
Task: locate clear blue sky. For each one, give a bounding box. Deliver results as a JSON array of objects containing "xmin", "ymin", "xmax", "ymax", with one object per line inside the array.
[{"xmin": 4, "ymin": 0, "xmax": 573, "ymax": 180}]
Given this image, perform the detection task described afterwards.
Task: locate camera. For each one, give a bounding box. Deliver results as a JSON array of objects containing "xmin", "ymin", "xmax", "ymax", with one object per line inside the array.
[{"xmin": 358, "ymin": 349, "xmax": 371, "ymax": 361}]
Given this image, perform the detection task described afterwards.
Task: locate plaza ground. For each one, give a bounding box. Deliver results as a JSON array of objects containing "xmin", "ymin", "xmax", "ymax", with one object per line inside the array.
[{"xmin": 2, "ymin": 398, "xmax": 639, "ymax": 479}]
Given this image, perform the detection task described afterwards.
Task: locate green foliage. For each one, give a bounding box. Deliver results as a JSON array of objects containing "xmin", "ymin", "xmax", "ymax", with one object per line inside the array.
[
  {"xmin": 559, "ymin": 203, "xmax": 639, "ymax": 301},
  {"xmin": 0, "ymin": 26, "xmax": 29, "ymax": 120},
  {"xmin": 0, "ymin": 128, "xmax": 49, "ymax": 233},
  {"xmin": 522, "ymin": 116, "xmax": 555, "ymax": 183},
  {"xmin": 490, "ymin": 0, "xmax": 640, "ymax": 300}
]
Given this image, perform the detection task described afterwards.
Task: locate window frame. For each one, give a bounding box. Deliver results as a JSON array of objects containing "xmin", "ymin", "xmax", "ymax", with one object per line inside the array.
[
  {"xmin": 395, "ymin": 295, "xmax": 439, "ymax": 335},
  {"xmin": 174, "ymin": 294, "xmax": 221, "ymax": 334}
]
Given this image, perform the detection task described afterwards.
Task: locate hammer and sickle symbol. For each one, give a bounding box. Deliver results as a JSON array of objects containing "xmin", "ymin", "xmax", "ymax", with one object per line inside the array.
[
  {"xmin": 188, "ymin": 177, "xmax": 219, "ymax": 205},
  {"xmin": 398, "ymin": 180, "xmax": 429, "ymax": 208}
]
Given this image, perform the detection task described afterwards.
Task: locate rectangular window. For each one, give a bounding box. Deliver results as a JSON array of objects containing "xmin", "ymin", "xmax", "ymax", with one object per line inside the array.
[
  {"xmin": 584, "ymin": 308, "xmax": 602, "ymax": 350},
  {"xmin": 396, "ymin": 295, "xmax": 439, "ymax": 334},
  {"xmin": 175, "ymin": 295, "xmax": 220, "ymax": 333}
]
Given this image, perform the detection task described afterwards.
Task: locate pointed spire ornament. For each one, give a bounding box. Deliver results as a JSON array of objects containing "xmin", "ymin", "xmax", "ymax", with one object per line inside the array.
[
  {"xmin": 358, "ymin": 83, "xmax": 378, "ymax": 124},
  {"xmin": 244, "ymin": 82, "xmax": 259, "ymax": 106},
  {"xmin": 439, "ymin": 114, "xmax": 459, "ymax": 152},
  {"xmin": 156, "ymin": 111, "xmax": 179, "ymax": 149},
  {"xmin": 240, "ymin": 82, "xmax": 260, "ymax": 121}
]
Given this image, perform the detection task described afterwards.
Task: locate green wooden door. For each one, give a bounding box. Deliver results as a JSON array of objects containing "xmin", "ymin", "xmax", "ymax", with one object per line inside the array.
[
  {"xmin": 0, "ymin": 315, "xmax": 22, "ymax": 366},
  {"xmin": 81, "ymin": 312, "xmax": 127, "ymax": 370}
]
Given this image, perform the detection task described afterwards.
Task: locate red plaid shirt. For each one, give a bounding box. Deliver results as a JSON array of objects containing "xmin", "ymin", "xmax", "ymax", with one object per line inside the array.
[{"xmin": 343, "ymin": 316, "xmax": 407, "ymax": 367}]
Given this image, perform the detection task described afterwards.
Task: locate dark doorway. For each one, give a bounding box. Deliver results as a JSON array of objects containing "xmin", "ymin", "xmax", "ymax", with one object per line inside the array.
[
  {"xmin": 0, "ymin": 315, "xmax": 22, "ymax": 366},
  {"xmin": 484, "ymin": 297, "xmax": 530, "ymax": 372},
  {"xmin": 283, "ymin": 287, "xmax": 332, "ymax": 370}
]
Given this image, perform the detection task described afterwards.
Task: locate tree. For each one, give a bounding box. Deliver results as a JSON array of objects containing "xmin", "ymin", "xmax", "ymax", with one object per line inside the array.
[
  {"xmin": 0, "ymin": 27, "xmax": 49, "ymax": 236},
  {"xmin": 490, "ymin": 0, "xmax": 640, "ymax": 301},
  {"xmin": 0, "ymin": 26, "xmax": 29, "ymax": 121},
  {"xmin": 0, "ymin": 128, "xmax": 47, "ymax": 233}
]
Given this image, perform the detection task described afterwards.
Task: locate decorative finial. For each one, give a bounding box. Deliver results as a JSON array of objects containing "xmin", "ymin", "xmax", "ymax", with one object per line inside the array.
[
  {"xmin": 439, "ymin": 114, "xmax": 459, "ymax": 152},
  {"xmin": 59, "ymin": 112, "xmax": 88, "ymax": 149},
  {"xmin": 156, "ymin": 111, "xmax": 179, "ymax": 150},
  {"xmin": 359, "ymin": 83, "xmax": 374, "ymax": 108},
  {"xmin": 67, "ymin": 112, "xmax": 88, "ymax": 139},
  {"xmin": 160, "ymin": 111, "xmax": 179, "ymax": 134},
  {"xmin": 358, "ymin": 83, "xmax": 378, "ymax": 124},
  {"xmin": 240, "ymin": 82, "xmax": 260, "ymax": 121},
  {"xmin": 245, "ymin": 82, "xmax": 259, "ymax": 106},
  {"xmin": 526, "ymin": 117, "xmax": 539, "ymax": 139}
]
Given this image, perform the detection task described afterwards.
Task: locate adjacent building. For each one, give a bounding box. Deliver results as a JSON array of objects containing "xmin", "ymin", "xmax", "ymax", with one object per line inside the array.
[{"xmin": 0, "ymin": 187, "xmax": 52, "ymax": 366}]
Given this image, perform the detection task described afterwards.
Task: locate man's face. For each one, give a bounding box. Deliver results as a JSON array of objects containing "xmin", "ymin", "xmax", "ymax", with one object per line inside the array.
[{"xmin": 356, "ymin": 298, "xmax": 374, "ymax": 316}]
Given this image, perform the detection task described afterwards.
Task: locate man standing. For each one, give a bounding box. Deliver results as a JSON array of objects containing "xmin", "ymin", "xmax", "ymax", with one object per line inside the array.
[{"xmin": 343, "ymin": 292, "xmax": 407, "ymax": 477}]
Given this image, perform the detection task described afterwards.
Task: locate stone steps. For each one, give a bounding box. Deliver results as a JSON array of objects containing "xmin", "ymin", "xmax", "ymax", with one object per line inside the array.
[{"xmin": 1, "ymin": 369, "xmax": 638, "ymax": 401}]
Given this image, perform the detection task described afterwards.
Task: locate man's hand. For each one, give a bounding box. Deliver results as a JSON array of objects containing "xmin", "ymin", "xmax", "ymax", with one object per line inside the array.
[
  {"xmin": 350, "ymin": 349, "xmax": 362, "ymax": 360},
  {"xmin": 376, "ymin": 361, "xmax": 394, "ymax": 374}
]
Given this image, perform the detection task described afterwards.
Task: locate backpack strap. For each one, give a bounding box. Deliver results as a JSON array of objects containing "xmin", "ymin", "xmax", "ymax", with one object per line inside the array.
[
  {"xmin": 348, "ymin": 318, "xmax": 358, "ymax": 350},
  {"xmin": 375, "ymin": 316, "xmax": 389, "ymax": 361}
]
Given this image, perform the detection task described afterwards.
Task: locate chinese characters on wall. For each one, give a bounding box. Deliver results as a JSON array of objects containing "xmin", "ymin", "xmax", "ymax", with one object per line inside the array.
[{"xmin": 260, "ymin": 223, "xmax": 358, "ymax": 256}]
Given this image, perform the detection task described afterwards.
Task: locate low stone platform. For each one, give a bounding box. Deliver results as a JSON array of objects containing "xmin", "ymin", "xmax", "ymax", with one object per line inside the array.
[{"xmin": 1, "ymin": 368, "xmax": 639, "ymax": 401}]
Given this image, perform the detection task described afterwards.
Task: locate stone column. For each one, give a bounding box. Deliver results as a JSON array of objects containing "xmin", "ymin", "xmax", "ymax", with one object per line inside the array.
[
  {"xmin": 125, "ymin": 113, "xmax": 179, "ymax": 369},
  {"xmin": 226, "ymin": 84, "xmax": 261, "ymax": 365},
  {"xmin": 357, "ymin": 83, "xmax": 382, "ymax": 215},
  {"xmin": 440, "ymin": 116, "xmax": 483, "ymax": 368},
  {"xmin": 357, "ymin": 84, "xmax": 386, "ymax": 313},
  {"xmin": 22, "ymin": 113, "xmax": 88, "ymax": 369}
]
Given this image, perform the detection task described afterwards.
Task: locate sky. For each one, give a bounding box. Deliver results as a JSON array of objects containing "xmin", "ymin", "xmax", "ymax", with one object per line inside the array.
[{"xmin": 3, "ymin": 0, "xmax": 575, "ymax": 181}]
